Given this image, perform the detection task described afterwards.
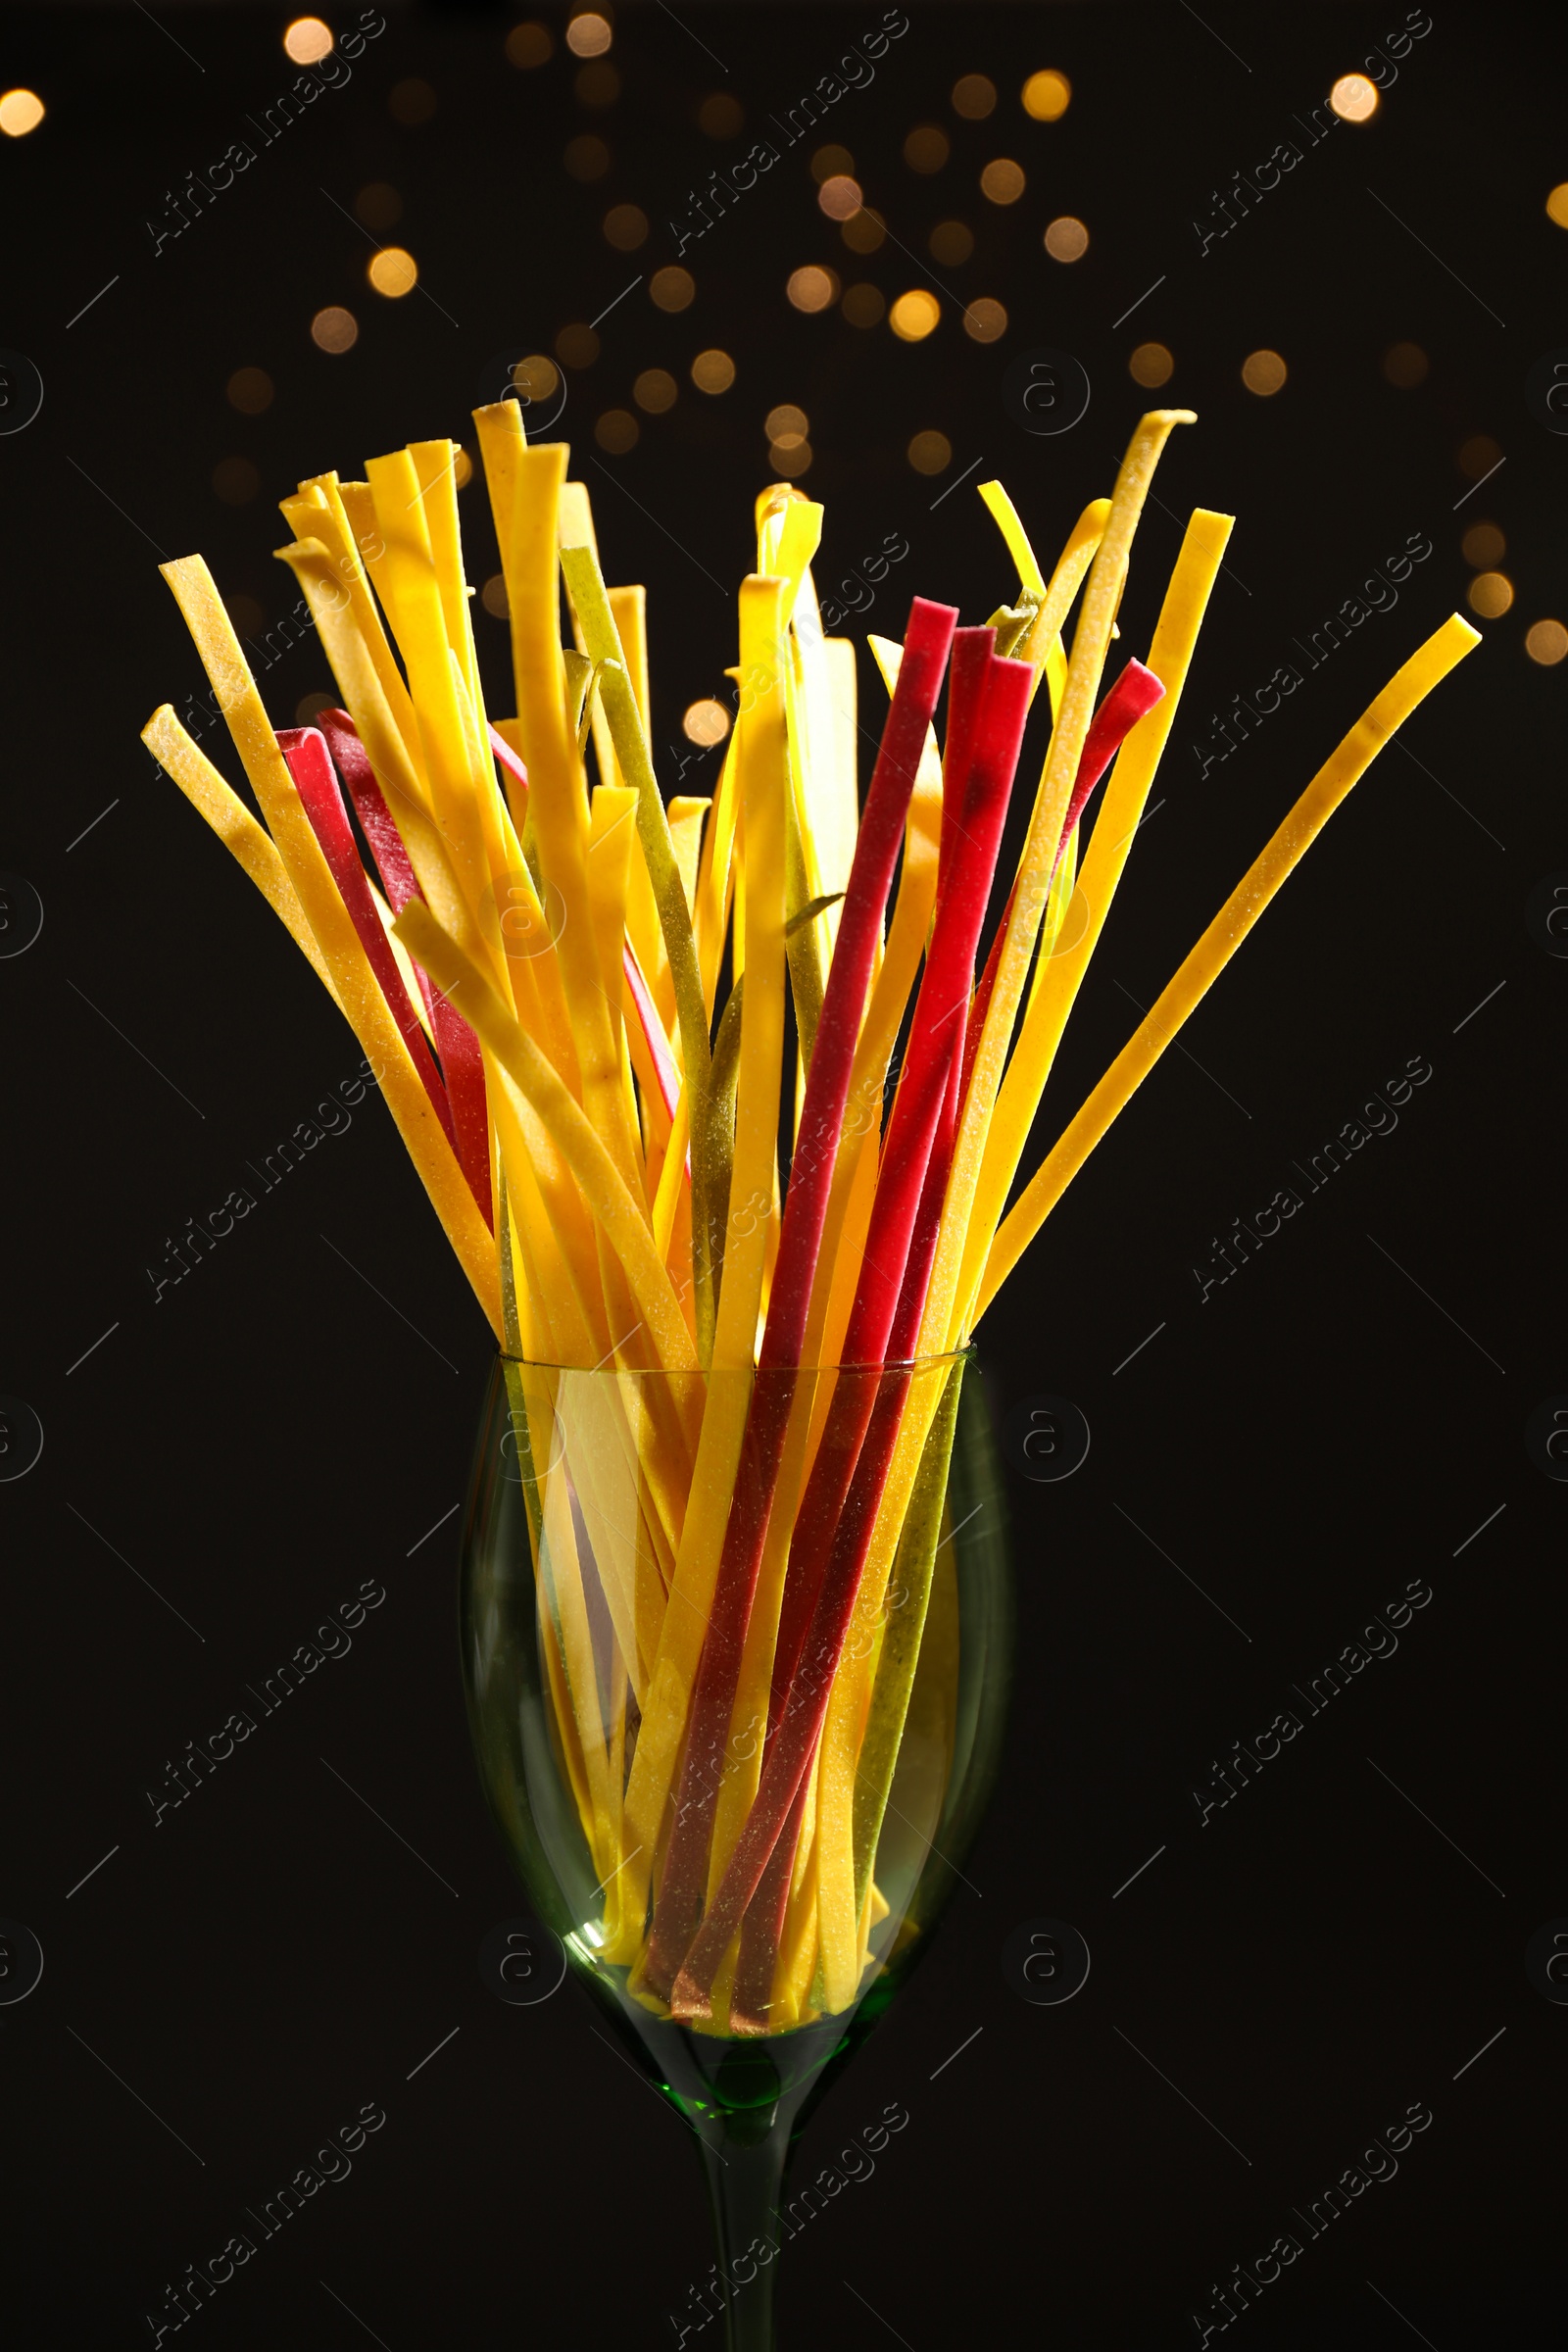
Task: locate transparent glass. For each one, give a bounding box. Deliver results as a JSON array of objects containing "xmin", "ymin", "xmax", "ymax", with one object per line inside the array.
[{"xmin": 461, "ymin": 1350, "xmax": 1011, "ymax": 2349}]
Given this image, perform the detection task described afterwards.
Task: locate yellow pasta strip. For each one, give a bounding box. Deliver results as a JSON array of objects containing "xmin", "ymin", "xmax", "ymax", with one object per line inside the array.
[
  {"xmin": 555, "ymin": 481, "xmax": 620, "ymax": 799},
  {"xmin": 1045, "ymin": 635, "xmax": 1068, "ymax": 722},
  {"xmin": 142, "ymin": 706, "xmax": 341, "ymax": 1006},
  {"xmin": 668, "ymin": 796, "xmax": 708, "ymax": 916},
  {"xmin": 158, "ymin": 555, "xmax": 502, "ymax": 1338},
  {"xmin": 654, "ymin": 1087, "xmax": 691, "ymax": 1265},
  {"xmin": 588, "ymin": 784, "xmax": 639, "ymax": 1041},
  {"xmin": 336, "ymin": 478, "xmax": 421, "ymax": 733},
  {"xmin": 1012, "ymin": 496, "xmax": 1110, "ymax": 690},
  {"xmin": 814, "ymin": 1660, "xmax": 864, "ymax": 2016},
  {"xmin": 285, "ymin": 527, "xmax": 572, "ymax": 1095},
  {"xmin": 370, "ymin": 881, "xmax": 433, "ymax": 1038},
  {"xmin": 977, "ymin": 612, "xmax": 1482, "ymax": 1321},
  {"xmin": 707, "ymin": 1372, "xmax": 821, "ymax": 1896},
  {"xmin": 556, "ymin": 538, "xmax": 710, "ymax": 1119},
  {"xmin": 978, "ymin": 478, "xmax": 1048, "ymax": 595},
  {"xmin": 396, "ymin": 900, "xmax": 695, "ymax": 1372},
  {"xmin": 476, "ymin": 410, "xmax": 647, "ymax": 1203},
  {"xmin": 714, "ymin": 578, "xmax": 789, "ymax": 1364},
  {"xmin": 770, "ymin": 1773, "xmax": 822, "ymax": 2029},
  {"xmin": 804, "ymin": 630, "xmax": 858, "ymax": 957},
  {"xmin": 694, "ymin": 731, "xmax": 740, "ymax": 1020},
  {"xmin": 634, "ymin": 792, "xmax": 710, "ymax": 1040},
  {"xmin": 489, "ymin": 1060, "xmax": 611, "ymax": 1363},
  {"xmin": 285, "ymin": 476, "xmax": 430, "ymax": 805},
  {"xmin": 922, "ymin": 412, "xmax": 1193, "ymax": 1360},
  {"xmin": 758, "ymin": 498, "xmax": 823, "ymax": 626},
  {"xmin": 953, "ymin": 508, "xmax": 1234, "ymax": 1338},
  {"xmin": 365, "ymin": 452, "xmax": 508, "ymax": 941},
  {"xmin": 275, "ymin": 539, "xmax": 488, "ymax": 967},
  {"xmin": 411, "ymin": 439, "xmax": 483, "ymax": 712},
  {"xmin": 536, "ymin": 1408, "xmax": 620, "ymax": 1894},
  {"xmin": 609, "ymin": 584, "xmax": 650, "ymax": 726},
  {"xmin": 618, "ymin": 573, "xmax": 790, "ymax": 1926},
  {"xmin": 561, "ymin": 1389, "xmax": 652, "ymax": 1710}
]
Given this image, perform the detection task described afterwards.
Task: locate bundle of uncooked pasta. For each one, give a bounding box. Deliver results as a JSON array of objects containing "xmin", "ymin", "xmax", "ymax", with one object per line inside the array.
[{"xmin": 144, "ymin": 404, "xmax": 1476, "ymax": 2028}]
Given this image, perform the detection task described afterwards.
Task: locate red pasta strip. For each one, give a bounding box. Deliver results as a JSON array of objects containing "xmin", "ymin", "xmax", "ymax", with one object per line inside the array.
[
  {"xmin": 638, "ymin": 597, "xmax": 957, "ymax": 1998},
  {"xmin": 276, "ymin": 726, "xmax": 457, "ymax": 1153},
  {"xmin": 622, "ymin": 938, "xmax": 680, "ymax": 1126},
  {"xmin": 312, "ymin": 710, "xmax": 492, "ymax": 1229},
  {"xmin": 487, "ymin": 723, "xmax": 529, "ymax": 808},
  {"xmin": 670, "ymin": 651, "xmax": 1033, "ymax": 2017},
  {"xmin": 960, "ymin": 657, "xmax": 1165, "ymax": 1113}
]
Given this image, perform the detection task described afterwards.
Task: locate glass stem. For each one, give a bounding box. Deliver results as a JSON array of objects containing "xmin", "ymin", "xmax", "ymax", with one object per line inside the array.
[{"xmin": 693, "ymin": 2115, "xmax": 790, "ymax": 2352}]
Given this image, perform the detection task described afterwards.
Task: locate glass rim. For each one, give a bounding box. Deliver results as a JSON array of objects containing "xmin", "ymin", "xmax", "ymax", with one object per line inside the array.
[{"xmin": 497, "ymin": 1344, "xmax": 976, "ymax": 1376}]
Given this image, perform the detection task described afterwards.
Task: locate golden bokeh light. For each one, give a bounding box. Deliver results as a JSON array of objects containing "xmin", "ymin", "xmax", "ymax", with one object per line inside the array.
[
  {"xmin": 556, "ymin": 322, "xmax": 601, "ymax": 368},
  {"xmin": 840, "ymin": 208, "xmax": 886, "ymax": 253},
  {"xmin": 1546, "ymin": 183, "xmax": 1568, "ymax": 229},
  {"xmin": 962, "ymin": 298, "xmax": 1007, "ymax": 343},
  {"xmin": 566, "ymin": 12, "xmax": 612, "ymax": 57},
  {"xmin": 1461, "ymin": 521, "xmax": 1504, "ymax": 568},
  {"xmin": 595, "ymin": 409, "xmax": 639, "ymax": 454},
  {"xmin": 0, "ymin": 88, "xmax": 45, "ymax": 137},
  {"xmin": 283, "ymin": 17, "xmax": 333, "ymax": 66},
  {"xmin": 453, "ymin": 447, "xmax": 473, "ymax": 489},
  {"xmin": 355, "ymin": 181, "xmax": 402, "ymax": 229},
  {"xmin": 226, "ymin": 367, "xmax": 273, "ymax": 415},
  {"xmin": 388, "ymin": 79, "xmax": 437, "ymax": 125},
  {"xmin": 770, "ymin": 440, "xmax": 812, "ymax": 478},
  {"xmin": 683, "ymin": 700, "xmax": 732, "ymax": 747},
  {"xmin": 810, "ymin": 144, "xmax": 856, "ymax": 183},
  {"xmin": 907, "ymin": 431, "xmax": 952, "ymax": 475},
  {"xmin": 604, "ymin": 203, "xmax": 649, "ymax": 250},
  {"xmin": 1467, "ymin": 570, "xmax": 1513, "ymax": 618},
  {"xmin": 213, "ymin": 458, "xmax": 261, "ymax": 506},
  {"xmin": 1022, "ymin": 70, "xmax": 1071, "ymax": 122},
  {"xmin": 1458, "ymin": 433, "xmax": 1502, "ymax": 479},
  {"xmin": 691, "ymin": 348, "xmax": 735, "ymax": 393},
  {"xmin": 819, "ymin": 174, "xmax": 862, "ymax": 220},
  {"xmin": 1044, "ymin": 214, "xmax": 1088, "ymax": 260},
  {"xmin": 786, "ymin": 266, "xmax": 838, "ymax": 313},
  {"xmin": 1383, "ymin": 340, "xmax": 1428, "ymax": 388},
  {"xmin": 1242, "ymin": 348, "xmax": 1288, "ymax": 396},
  {"xmin": 699, "ymin": 93, "xmax": 743, "ymax": 138},
  {"xmin": 368, "ymin": 246, "xmax": 417, "ymax": 297},
  {"xmin": 981, "ymin": 158, "xmax": 1026, "ymax": 205},
  {"xmin": 953, "ymin": 74, "xmax": 997, "ymax": 119},
  {"xmin": 1525, "ymin": 619, "xmax": 1568, "ymax": 665},
  {"xmin": 1129, "ymin": 342, "xmax": 1174, "ymax": 388},
  {"xmin": 510, "ymin": 355, "xmax": 559, "ymax": 403},
  {"xmin": 506, "ymin": 23, "xmax": 553, "ymax": 68},
  {"xmin": 905, "ymin": 125, "xmax": 950, "ymax": 172},
  {"xmin": 764, "ymin": 404, "xmax": 808, "ymax": 449},
  {"xmin": 889, "ymin": 290, "xmax": 941, "ymax": 342},
  {"xmin": 842, "ymin": 283, "xmax": 885, "ymax": 327},
  {"xmin": 930, "ymin": 220, "xmax": 974, "ymax": 265},
  {"xmin": 650, "ymin": 266, "xmax": 695, "ymax": 311},
  {"xmin": 634, "ymin": 368, "xmax": 677, "ymax": 415},
  {"xmin": 296, "ymin": 693, "xmax": 336, "ymax": 726},
  {"xmin": 564, "ymin": 134, "xmax": 610, "ymax": 180},
  {"xmin": 481, "ymin": 574, "xmax": 510, "ymax": 618},
  {"xmin": 311, "ymin": 306, "xmax": 359, "ymax": 354},
  {"xmin": 1329, "ymin": 74, "xmax": 1379, "ymax": 122}
]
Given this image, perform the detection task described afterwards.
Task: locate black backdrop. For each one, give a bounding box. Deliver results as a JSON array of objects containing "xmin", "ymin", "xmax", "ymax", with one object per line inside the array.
[{"xmin": 2, "ymin": 2, "xmax": 1562, "ymax": 2344}]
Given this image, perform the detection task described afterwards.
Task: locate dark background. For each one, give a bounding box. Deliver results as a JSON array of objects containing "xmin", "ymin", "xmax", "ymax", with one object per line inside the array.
[{"xmin": 1, "ymin": 1, "xmax": 1562, "ymax": 2344}]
